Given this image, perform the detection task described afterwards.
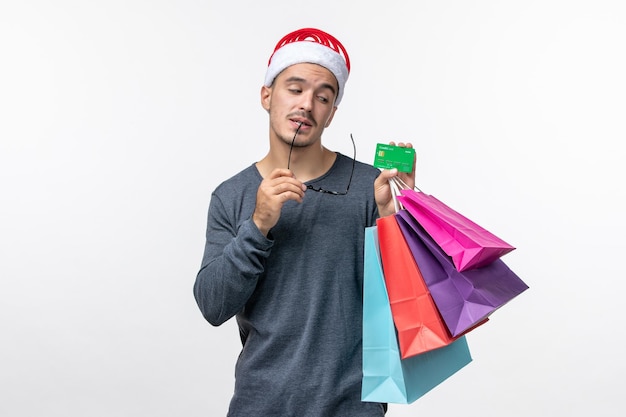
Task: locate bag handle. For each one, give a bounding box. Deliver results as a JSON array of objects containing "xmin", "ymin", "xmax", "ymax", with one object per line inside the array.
[
  {"xmin": 391, "ymin": 176, "xmax": 422, "ymax": 193},
  {"xmin": 389, "ymin": 177, "xmax": 424, "ymax": 213},
  {"xmin": 388, "ymin": 177, "xmax": 403, "ymax": 213}
]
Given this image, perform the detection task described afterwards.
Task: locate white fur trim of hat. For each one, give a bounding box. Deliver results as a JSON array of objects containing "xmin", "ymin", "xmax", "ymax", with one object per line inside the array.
[{"xmin": 264, "ymin": 28, "xmax": 350, "ymax": 106}]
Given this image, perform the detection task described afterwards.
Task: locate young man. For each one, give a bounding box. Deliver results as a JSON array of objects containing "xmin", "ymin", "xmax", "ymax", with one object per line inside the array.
[{"xmin": 194, "ymin": 28, "xmax": 414, "ymax": 416}]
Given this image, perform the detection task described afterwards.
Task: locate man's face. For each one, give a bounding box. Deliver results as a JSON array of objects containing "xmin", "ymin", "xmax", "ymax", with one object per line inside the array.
[{"xmin": 261, "ymin": 63, "xmax": 339, "ymax": 147}]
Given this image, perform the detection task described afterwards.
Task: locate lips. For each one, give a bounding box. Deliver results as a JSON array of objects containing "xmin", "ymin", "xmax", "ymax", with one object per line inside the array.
[{"xmin": 290, "ymin": 118, "xmax": 313, "ymax": 127}]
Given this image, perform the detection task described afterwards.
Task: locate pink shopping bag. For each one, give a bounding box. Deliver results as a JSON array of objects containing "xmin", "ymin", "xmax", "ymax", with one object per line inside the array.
[{"xmin": 397, "ymin": 189, "xmax": 515, "ymax": 271}]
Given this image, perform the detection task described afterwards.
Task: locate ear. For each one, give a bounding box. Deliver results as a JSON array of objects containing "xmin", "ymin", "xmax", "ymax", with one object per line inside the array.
[
  {"xmin": 260, "ymin": 85, "xmax": 271, "ymax": 112},
  {"xmin": 324, "ymin": 106, "xmax": 338, "ymax": 128}
]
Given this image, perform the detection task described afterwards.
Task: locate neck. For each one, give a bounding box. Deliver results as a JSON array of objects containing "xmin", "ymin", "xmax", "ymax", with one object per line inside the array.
[{"xmin": 257, "ymin": 142, "xmax": 336, "ymax": 182}]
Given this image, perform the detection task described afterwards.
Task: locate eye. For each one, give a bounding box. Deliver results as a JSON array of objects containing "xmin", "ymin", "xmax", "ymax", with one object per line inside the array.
[
  {"xmin": 317, "ymin": 95, "xmax": 329, "ymax": 103},
  {"xmin": 288, "ymin": 88, "xmax": 302, "ymax": 94}
]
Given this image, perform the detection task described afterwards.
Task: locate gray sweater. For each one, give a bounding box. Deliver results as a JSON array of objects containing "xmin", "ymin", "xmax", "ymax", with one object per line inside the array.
[{"xmin": 194, "ymin": 153, "xmax": 386, "ymax": 416}]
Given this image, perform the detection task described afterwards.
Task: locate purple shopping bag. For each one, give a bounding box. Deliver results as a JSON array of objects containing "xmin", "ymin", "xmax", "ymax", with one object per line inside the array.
[
  {"xmin": 398, "ymin": 189, "xmax": 515, "ymax": 271},
  {"xmin": 395, "ymin": 210, "xmax": 529, "ymax": 337}
]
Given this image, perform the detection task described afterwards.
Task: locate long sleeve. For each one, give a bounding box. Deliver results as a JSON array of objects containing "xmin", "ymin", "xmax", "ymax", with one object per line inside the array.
[{"xmin": 193, "ymin": 170, "xmax": 272, "ymax": 326}]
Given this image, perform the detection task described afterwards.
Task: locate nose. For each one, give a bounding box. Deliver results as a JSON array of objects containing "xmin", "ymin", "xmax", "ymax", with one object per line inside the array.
[{"xmin": 298, "ymin": 90, "xmax": 315, "ymax": 113}]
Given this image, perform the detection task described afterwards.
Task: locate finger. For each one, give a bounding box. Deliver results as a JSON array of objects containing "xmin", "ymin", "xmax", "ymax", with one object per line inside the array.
[
  {"xmin": 279, "ymin": 188, "xmax": 305, "ymax": 204},
  {"xmin": 267, "ymin": 168, "xmax": 296, "ymax": 180},
  {"xmin": 267, "ymin": 177, "xmax": 306, "ymax": 194},
  {"xmin": 394, "ymin": 142, "xmax": 413, "ymax": 149},
  {"xmin": 274, "ymin": 181, "xmax": 306, "ymax": 199}
]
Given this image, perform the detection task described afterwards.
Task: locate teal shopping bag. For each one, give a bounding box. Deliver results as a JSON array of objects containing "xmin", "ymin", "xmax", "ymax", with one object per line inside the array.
[{"xmin": 362, "ymin": 226, "xmax": 473, "ymax": 404}]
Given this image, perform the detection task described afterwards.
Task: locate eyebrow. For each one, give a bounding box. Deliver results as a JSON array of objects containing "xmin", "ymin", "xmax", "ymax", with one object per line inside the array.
[{"xmin": 284, "ymin": 76, "xmax": 337, "ymax": 96}]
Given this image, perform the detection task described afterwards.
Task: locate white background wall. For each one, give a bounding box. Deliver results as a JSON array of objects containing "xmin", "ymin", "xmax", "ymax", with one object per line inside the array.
[{"xmin": 1, "ymin": 1, "xmax": 624, "ymax": 416}]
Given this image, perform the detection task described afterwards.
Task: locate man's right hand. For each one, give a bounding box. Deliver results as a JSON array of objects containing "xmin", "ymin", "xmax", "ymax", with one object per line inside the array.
[{"xmin": 252, "ymin": 168, "xmax": 306, "ymax": 236}]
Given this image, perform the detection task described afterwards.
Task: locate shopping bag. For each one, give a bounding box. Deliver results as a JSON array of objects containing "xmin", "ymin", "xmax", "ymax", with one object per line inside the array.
[
  {"xmin": 362, "ymin": 226, "xmax": 473, "ymax": 404},
  {"xmin": 395, "ymin": 209, "xmax": 529, "ymax": 337},
  {"xmin": 376, "ymin": 215, "xmax": 460, "ymax": 359},
  {"xmin": 398, "ymin": 188, "xmax": 515, "ymax": 271}
]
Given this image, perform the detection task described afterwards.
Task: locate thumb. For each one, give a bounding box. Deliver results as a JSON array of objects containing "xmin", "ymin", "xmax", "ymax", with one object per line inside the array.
[
  {"xmin": 374, "ymin": 168, "xmax": 398, "ymax": 190},
  {"xmin": 378, "ymin": 168, "xmax": 398, "ymax": 182}
]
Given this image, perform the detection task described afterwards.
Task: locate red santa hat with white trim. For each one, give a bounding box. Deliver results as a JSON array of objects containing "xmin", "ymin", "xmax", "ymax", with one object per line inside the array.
[{"xmin": 264, "ymin": 28, "xmax": 351, "ymax": 105}]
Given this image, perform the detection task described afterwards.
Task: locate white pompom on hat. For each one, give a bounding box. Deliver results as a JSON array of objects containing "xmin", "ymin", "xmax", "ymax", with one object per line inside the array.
[{"xmin": 264, "ymin": 28, "xmax": 351, "ymax": 105}]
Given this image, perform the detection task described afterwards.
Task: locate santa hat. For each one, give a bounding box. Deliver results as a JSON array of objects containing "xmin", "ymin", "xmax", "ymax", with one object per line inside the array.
[{"xmin": 264, "ymin": 28, "xmax": 351, "ymax": 105}]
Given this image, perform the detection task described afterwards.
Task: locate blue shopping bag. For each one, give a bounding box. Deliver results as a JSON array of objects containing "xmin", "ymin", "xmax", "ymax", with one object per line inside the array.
[{"xmin": 362, "ymin": 226, "xmax": 473, "ymax": 404}]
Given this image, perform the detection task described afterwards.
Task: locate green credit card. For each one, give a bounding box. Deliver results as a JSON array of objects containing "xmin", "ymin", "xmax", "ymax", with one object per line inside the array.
[{"xmin": 373, "ymin": 143, "xmax": 415, "ymax": 172}]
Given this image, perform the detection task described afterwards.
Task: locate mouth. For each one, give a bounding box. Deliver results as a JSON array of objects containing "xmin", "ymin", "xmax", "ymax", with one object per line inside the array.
[{"xmin": 290, "ymin": 118, "xmax": 313, "ymax": 128}]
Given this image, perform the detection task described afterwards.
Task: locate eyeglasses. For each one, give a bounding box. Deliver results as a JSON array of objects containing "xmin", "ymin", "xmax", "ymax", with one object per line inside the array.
[{"xmin": 287, "ymin": 124, "xmax": 356, "ymax": 195}]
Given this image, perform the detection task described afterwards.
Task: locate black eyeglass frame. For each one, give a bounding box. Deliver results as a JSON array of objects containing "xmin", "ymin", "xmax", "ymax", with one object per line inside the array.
[{"xmin": 287, "ymin": 127, "xmax": 356, "ymax": 196}]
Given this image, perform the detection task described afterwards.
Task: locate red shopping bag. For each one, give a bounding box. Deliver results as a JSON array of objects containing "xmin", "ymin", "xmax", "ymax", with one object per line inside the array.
[{"xmin": 376, "ymin": 215, "xmax": 465, "ymax": 359}]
